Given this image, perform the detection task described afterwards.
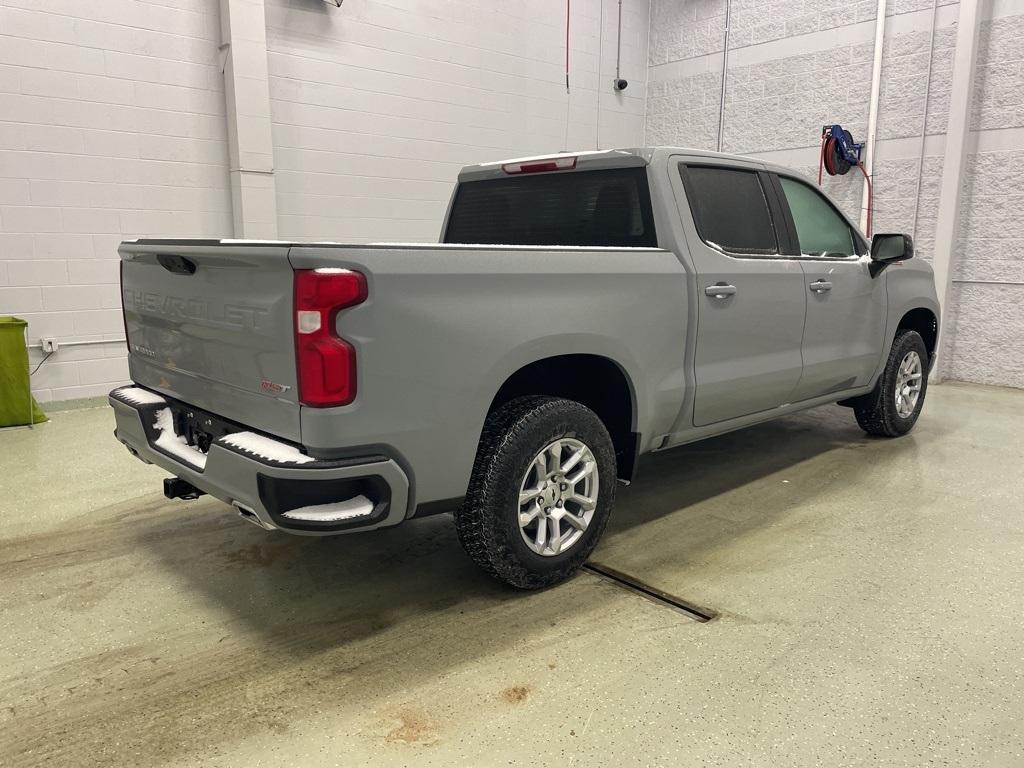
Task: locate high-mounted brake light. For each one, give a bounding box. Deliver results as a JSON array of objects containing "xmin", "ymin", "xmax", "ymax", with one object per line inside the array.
[
  {"xmin": 294, "ymin": 268, "xmax": 367, "ymax": 407},
  {"xmin": 502, "ymin": 156, "xmax": 577, "ymax": 174}
]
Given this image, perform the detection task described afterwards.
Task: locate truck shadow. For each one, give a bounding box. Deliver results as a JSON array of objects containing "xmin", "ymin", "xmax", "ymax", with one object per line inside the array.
[
  {"xmin": 606, "ymin": 404, "xmax": 895, "ymax": 537},
  {"xmin": 136, "ymin": 405, "xmax": 925, "ymax": 652}
]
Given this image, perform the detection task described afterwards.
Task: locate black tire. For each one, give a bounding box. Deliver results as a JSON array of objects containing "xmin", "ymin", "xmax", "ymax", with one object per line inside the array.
[
  {"xmin": 455, "ymin": 396, "xmax": 617, "ymax": 589},
  {"xmin": 852, "ymin": 329, "xmax": 929, "ymax": 437}
]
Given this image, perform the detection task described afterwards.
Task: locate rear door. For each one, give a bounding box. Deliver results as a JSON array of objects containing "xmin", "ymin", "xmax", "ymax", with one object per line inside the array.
[
  {"xmin": 772, "ymin": 175, "xmax": 887, "ymax": 400},
  {"xmin": 119, "ymin": 241, "xmax": 302, "ymax": 441},
  {"xmin": 674, "ymin": 161, "xmax": 806, "ymax": 426}
]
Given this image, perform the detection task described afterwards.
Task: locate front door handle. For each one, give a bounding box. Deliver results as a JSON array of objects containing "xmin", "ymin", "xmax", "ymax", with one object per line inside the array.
[
  {"xmin": 704, "ymin": 283, "xmax": 737, "ymax": 299},
  {"xmin": 809, "ymin": 280, "xmax": 833, "ymax": 293}
]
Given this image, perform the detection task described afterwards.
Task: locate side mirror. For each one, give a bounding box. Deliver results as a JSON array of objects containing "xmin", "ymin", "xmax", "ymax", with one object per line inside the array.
[{"xmin": 871, "ymin": 233, "xmax": 914, "ymax": 263}]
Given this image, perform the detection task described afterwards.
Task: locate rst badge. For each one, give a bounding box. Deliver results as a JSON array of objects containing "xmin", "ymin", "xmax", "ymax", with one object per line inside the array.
[{"xmin": 260, "ymin": 379, "xmax": 291, "ymax": 395}]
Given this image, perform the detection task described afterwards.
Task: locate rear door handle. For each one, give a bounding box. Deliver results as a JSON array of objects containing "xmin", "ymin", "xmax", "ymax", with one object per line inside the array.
[
  {"xmin": 809, "ymin": 280, "xmax": 833, "ymax": 293},
  {"xmin": 704, "ymin": 283, "xmax": 737, "ymax": 299}
]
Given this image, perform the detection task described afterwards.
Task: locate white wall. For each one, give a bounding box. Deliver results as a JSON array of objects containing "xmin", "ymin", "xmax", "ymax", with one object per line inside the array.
[
  {"xmin": 264, "ymin": 0, "xmax": 650, "ymax": 242},
  {"xmin": 1, "ymin": 0, "xmax": 233, "ymax": 403},
  {"xmin": 0, "ymin": 0, "xmax": 649, "ymax": 403}
]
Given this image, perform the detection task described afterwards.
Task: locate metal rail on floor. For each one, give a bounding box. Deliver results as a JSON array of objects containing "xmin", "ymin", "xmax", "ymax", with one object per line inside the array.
[{"xmin": 582, "ymin": 561, "xmax": 718, "ymax": 622}]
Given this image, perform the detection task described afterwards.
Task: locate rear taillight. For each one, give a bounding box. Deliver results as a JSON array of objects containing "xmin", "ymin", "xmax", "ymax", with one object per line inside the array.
[{"xmin": 293, "ymin": 268, "xmax": 367, "ymax": 407}]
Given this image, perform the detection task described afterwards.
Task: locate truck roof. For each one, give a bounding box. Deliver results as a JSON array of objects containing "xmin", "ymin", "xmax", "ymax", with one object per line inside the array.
[{"xmin": 457, "ymin": 147, "xmax": 799, "ymax": 182}]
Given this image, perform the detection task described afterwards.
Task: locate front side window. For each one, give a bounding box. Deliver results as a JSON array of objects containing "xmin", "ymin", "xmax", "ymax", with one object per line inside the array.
[
  {"xmin": 680, "ymin": 165, "xmax": 778, "ymax": 255},
  {"xmin": 778, "ymin": 177, "xmax": 855, "ymax": 257}
]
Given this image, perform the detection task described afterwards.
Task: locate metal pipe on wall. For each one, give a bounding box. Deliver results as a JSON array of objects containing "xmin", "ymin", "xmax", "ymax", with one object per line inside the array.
[
  {"xmin": 599, "ymin": 0, "xmax": 626, "ymax": 149},
  {"xmin": 641, "ymin": 0, "xmax": 651, "ymax": 145},
  {"xmin": 597, "ymin": 0, "xmax": 605, "ymax": 149},
  {"xmin": 860, "ymin": 0, "xmax": 887, "ymax": 235},
  {"xmin": 614, "ymin": 0, "xmax": 623, "ymax": 84},
  {"xmin": 909, "ymin": 0, "xmax": 939, "ymax": 241},
  {"xmin": 563, "ymin": 0, "xmax": 571, "ymax": 150},
  {"xmin": 27, "ymin": 338, "xmax": 126, "ymax": 350},
  {"xmin": 716, "ymin": 0, "xmax": 731, "ymax": 153}
]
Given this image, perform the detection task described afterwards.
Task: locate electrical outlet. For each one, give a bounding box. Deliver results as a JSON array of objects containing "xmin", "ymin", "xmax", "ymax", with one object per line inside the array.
[{"xmin": 41, "ymin": 337, "xmax": 59, "ymax": 353}]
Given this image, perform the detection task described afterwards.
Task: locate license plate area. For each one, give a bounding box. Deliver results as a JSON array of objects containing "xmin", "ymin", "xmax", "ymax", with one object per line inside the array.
[{"xmin": 170, "ymin": 402, "xmax": 246, "ymax": 454}]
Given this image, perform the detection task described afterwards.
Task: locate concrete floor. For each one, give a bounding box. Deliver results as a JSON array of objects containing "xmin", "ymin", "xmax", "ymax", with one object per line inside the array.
[{"xmin": 1, "ymin": 382, "xmax": 1022, "ymax": 767}]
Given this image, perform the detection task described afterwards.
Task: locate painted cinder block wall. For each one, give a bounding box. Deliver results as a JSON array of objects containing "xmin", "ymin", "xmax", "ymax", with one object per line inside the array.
[
  {"xmin": 0, "ymin": 0, "xmax": 232, "ymax": 403},
  {"xmin": 646, "ymin": 0, "xmax": 1024, "ymax": 389},
  {"xmin": 0, "ymin": 0, "xmax": 650, "ymax": 402},
  {"xmin": 263, "ymin": 0, "xmax": 649, "ymax": 242}
]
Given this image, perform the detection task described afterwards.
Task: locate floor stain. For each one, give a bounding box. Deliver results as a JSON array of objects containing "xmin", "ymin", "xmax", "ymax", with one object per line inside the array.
[
  {"xmin": 383, "ymin": 708, "xmax": 439, "ymax": 746},
  {"xmin": 500, "ymin": 684, "xmax": 532, "ymax": 704}
]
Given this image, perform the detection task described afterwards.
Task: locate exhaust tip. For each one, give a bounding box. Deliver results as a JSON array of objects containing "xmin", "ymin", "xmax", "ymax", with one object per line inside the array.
[{"xmin": 232, "ymin": 501, "xmax": 276, "ymax": 530}]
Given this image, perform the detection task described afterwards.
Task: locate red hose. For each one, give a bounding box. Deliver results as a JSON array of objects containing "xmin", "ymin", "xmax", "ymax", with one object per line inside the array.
[
  {"xmin": 823, "ymin": 136, "xmax": 840, "ymax": 176},
  {"xmin": 818, "ymin": 133, "xmax": 826, "ymax": 185}
]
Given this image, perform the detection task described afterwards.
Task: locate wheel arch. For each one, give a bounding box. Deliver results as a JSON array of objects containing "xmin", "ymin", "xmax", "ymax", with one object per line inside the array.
[
  {"xmin": 897, "ymin": 306, "xmax": 939, "ymax": 365},
  {"xmin": 487, "ymin": 354, "xmax": 640, "ymax": 482}
]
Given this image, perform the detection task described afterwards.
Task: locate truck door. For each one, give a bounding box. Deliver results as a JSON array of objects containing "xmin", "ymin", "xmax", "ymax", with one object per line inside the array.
[
  {"xmin": 771, "ymin": 174, "xmax": 887, "ymax": 400},
  {"xmin": 673, "ymin": 162, "xmax": 806, "ymax": 427}
]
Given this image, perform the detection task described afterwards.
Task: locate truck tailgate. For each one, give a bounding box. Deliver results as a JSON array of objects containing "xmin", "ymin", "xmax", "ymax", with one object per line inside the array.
[{"xmin": 119, "ymin": 241, "xmax": 301, "ymax": 442}]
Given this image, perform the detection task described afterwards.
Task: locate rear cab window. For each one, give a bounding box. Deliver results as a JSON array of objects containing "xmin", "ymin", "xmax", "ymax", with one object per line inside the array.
[
  {"xmin": 443, "ymin": 167, "xmax": 657, "ymax": 247},
  {"xmin": 678, "ymin": 165, "xmax": 779, "ymax": 255}
]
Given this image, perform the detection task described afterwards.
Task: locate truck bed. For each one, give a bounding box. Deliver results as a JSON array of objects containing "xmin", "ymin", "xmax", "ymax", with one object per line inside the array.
[{"xmin": 119, "ymin": 239, "xmax": 691, "ymax": 507}]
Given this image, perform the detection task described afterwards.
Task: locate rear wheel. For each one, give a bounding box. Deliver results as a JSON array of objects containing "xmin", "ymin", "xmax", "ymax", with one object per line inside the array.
[
  {"xmin": 455, "ymin": 396, "xmax": 617, "ymax": 589},
  {"xmin": 852, "ymin": 329, "xmax": 929, "ymax": 437}
]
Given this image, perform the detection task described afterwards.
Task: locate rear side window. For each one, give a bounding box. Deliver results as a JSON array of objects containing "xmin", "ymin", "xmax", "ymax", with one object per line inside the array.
[
  {"xmin": 443, "ymin": 167, "xmax": 656, "ymax": 247},
  {"xmin": 680, "ymin": 165, "xmax": 778, "ymax": 255},
  {"xmin": 778, "ymin": 176, "xmax": 855, "ymax": 257}
]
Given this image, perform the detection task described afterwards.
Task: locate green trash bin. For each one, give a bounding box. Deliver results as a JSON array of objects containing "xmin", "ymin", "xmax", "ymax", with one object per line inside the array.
[{"xmin": 0, "ymin": 317, "xmax": 48, "ymax": 427}]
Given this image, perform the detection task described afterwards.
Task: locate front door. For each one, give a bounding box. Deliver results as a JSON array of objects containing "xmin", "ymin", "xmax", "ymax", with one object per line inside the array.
[
  {"xmin": 774, "ymin": 175, "xmax": 887, "ymax": 400},
  {"xmin": 675, "ymin": 162, "xmax": 807, "ymax": 427}
]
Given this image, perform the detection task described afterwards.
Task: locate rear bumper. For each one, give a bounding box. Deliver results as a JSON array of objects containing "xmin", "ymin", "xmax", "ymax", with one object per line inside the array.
[{"xmin": 109, "ymin": 386, "xmax": 410, "ymax": 535}]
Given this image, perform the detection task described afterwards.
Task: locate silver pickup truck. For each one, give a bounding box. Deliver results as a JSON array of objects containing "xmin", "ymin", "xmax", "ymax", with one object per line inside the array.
[{"xmin": 110, "ymin": 147, "xmax": 939, "ymax": 588}]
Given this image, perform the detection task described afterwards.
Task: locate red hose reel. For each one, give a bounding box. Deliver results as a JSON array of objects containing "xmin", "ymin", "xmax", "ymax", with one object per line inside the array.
[{"xmin": 818, "ymin": 124, "xmax": 873, "ymax": 236}]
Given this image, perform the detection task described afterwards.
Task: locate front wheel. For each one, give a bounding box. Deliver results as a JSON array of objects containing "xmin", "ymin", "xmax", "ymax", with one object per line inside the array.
[
  {"xmin": 455, "ymin": 396, "xmax": 617, "ymax": 589},
  {"xmin": 852, "ymin": 329, "xmax": 929, "ymax": 437}
]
